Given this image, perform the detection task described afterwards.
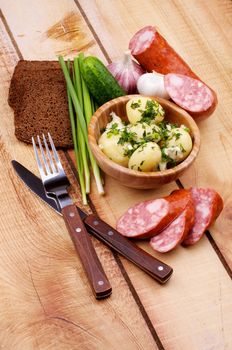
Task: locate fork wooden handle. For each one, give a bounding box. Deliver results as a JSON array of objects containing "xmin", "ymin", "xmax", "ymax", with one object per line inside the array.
[{"xmin": 61, "ymin": 204, "xmax": 112, "ymax": 299}]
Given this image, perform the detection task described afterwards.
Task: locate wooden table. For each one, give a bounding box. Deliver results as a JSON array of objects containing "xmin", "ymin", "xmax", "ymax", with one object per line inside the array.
[{"xmin": 0, "ymin": 1, "xmax": 231, "ymax": 349}]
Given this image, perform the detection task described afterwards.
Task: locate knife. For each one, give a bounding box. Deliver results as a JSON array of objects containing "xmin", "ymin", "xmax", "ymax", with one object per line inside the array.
[{"xmin": 12, "ymin": 160, "xmax": 173, "ymax": 284}]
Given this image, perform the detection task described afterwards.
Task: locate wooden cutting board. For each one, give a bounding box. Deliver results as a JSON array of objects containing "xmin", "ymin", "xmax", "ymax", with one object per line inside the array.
[{"xmin": 0, "ymin": 1, "xmax": 231, "ymax": 349}]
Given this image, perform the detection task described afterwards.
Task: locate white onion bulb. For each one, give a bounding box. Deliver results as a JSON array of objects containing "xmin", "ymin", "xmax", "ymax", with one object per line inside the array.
[{"xmin": 137, "ymin": 72, "xmax": 170, "ymax": 99}]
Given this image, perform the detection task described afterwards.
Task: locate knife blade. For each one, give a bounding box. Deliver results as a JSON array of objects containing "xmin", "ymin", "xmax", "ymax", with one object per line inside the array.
[{"xmin": 12, "ymin": 160, "xmax": 173, "ymax": 284}]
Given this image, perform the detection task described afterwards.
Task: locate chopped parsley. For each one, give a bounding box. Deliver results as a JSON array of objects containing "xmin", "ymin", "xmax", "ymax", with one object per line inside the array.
[
  {"xmin": 158, "ymin": 121, "xmax": 179, "ymax": 144},
  {"xmin": 161, "ymin": 148, "xmax": 173, "ymax": 163},
  {"xmin": 139, "ymin": 100, "xmax": 165, "ymax": 124},
  {"xmin": 131, "ymin": 99, "xmax": 141, "ymax": 109},
  {"xmin": 106, "ymin": 123, "xmax": 120, "ymax": 137},
  {"xmin": 117, "ymin": 128, "xmax": 137, "ymax": 145},
  {"xmin": 174, "ymin": 132, "xmax": 181, "ymax": 140},
  {"xmin": 143, "ymin": 134, "xmax": 153, "ymax": 143},
  {"xmin": 179, "ymin": 143, "xmax": 186, "ymax": 153}
]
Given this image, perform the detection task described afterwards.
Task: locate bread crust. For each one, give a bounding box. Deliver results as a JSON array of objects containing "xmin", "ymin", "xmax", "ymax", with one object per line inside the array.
[{"xmin": 8, "ymin": 60, "xmax": 73, "ymax": 148}]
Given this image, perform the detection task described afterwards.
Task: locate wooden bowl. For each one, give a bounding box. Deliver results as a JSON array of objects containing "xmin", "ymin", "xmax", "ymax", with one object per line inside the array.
[{"xmin": 88, "ymin": 95, "xmax": 200, "ymax": 189}]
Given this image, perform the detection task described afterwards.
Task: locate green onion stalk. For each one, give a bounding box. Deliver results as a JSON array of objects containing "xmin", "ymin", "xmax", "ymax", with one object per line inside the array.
[
  {"xmin": 59, "ymin": 56, "xmax": 104, "ymax": 197},
  {"xmin": 73, "ymin": 57, "xmax": 90, "ymax": 194},
  {"xmin": 66, "ymin": 60, "xmax": 87, "ymax": 205}
]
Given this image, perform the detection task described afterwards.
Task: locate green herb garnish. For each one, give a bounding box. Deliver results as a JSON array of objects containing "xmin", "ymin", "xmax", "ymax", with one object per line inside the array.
[
  {"xmin": 179, "ymin": 144, "xmax": 186, "ymax": 153},
  {"xmin": 140, "ymin": 100, "xmax": 165, "ymax": 124},
  {"xmin": 174, "ymin": 132, "xmax": 181, "ymax": 140},
  {"xmin": 107, "ymin": 123, "xmax": 120, "ymax": 137},
  {"xmin": 131, "ymin": 99, "xmax": 141, "ymax": 109},
  {"xmin": 161, "ymin": 148, "xmax": 172, "ymax": 162},
  {"xmin": 118, "ymin": 128, "xmax": 137, "ymax": 145}
]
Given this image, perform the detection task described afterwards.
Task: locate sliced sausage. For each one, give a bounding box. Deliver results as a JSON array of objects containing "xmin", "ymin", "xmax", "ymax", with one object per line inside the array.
[
  {"xmin": 150, "ymin": 199, "xmax": 194, "ymax": 253},
  {"xmin": 116, "ymin": 189, "xmax": 191, "ymax": 239},
  {"xmin": 129, "ymin": 26, "xmax": 217, "ymax": 119},
  {"xmin": 182, "ymin": 188, "xmax": 224, "ymax": 246},
  {"xmin": 164, "ymin": 73, "xmax": 217, "ymax": 119}
]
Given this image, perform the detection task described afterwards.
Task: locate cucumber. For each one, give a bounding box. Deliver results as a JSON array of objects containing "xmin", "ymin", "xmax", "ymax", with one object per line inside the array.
[{"xmin": 80, "ymin": 56, "xmax": 126, "ymax": 106}]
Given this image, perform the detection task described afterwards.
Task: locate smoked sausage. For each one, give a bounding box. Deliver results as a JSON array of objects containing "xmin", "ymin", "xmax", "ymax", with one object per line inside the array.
[
  {"xmin": 129, "ymin": 26, "xmax": 197, "ymax": 77},
  {"xmin": 164, "ymin": 74, "xmax": 217, "ymax": 119},
  {"xmin": 150, "ymin": 196, "xmax": 194, "ymax": 253},
  {"xmin": 116, "ymin": 189, "xmax": 191, "ymax": 239},
  {"xmin": 129, "ymin": 26, "xmax": 218, "ymax": 120},
  {"xmin": 182, "ymin": 188, "xmax": 223, "ymax": 246}
]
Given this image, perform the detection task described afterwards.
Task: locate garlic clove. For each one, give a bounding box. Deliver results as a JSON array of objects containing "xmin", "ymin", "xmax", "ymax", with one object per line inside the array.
[{"xmin": 137, "ymin": 72, "xmax": 170, "ymax": 99}]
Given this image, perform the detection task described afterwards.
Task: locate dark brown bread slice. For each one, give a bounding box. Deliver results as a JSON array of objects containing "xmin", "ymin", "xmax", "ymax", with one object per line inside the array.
[
  {"xmin": 9, "ymin": 60, "xmax": 66, "ymax": 109},
  {"xmin": 8, "ymin": 60, "xmax": 73, "ymax": 148}
]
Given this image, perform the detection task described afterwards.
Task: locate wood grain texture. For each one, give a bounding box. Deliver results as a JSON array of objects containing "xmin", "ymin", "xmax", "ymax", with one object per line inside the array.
[
  {"xmin": 76, "ymin": 0, "xmax": 232, "ymax": 349},
  {"xmin": 0, "ymin": 2, "xmax": 159, "ymax": 350},
  {"xmin": 0, "ymin": 0, "xmax": 107, "ymax": 62},
  {"xmin": 89, "ymin": 176, "xmax": 232, "ymax": 350},
  {"xmin": 0, "ymin": 0, "xmax": 232, "ymax": 349},
  {"xmin": 78, "ymin": 0, "xmax": 232, "ymax": 271}
]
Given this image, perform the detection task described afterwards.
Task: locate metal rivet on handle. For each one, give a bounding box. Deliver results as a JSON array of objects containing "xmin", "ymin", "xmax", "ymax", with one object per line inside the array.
[
  {"xmin": 93, "ymin": 220, "xmax": 99, "ymax": 226},
  {"xmin": 157, "ymin": 266, "xmax": 164, "ymax": 271},
  {"xmin": 107, "ymin": 230, "xmax": 114, "ymax": 236},
  {"xmin": 75, "ymin": 227, "xmax": 81, "ymax": 233},
  {"xmin": 98, "ymin": 280, "xmax": 104, "ymax": 286},
  {"xmin": 69, "ymin": 212, "xmax": 75, "ymax": 217}
]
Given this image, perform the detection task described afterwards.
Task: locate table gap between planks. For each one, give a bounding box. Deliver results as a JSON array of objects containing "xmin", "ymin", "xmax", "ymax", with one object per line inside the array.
[{"xmin": 0, "ymin": 1, "xmax": 231, "ymax": 350}]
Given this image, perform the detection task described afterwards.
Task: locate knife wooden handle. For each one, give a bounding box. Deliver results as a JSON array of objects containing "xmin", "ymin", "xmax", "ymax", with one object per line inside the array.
[
  {"xmin": 62, "ymin": 205, "xmax": 112, "ymax": 299},
  {"xmin": 84, "ymin": 214, "xmax": 173, "ymax": 284}
]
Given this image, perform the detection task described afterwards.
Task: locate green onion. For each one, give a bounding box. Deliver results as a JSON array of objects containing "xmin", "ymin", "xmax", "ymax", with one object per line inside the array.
[
  {"xmin": 67, "ymin": 60, "xmax": 87, "ymax": 205},
  {"xmin": 73, "ymin": 57, "xmax": 83, "ymax": 111},
  {"xmin": 79, "ymin": 53, "xmax": 92, "ymax": 125},
  {"xmin": 59, "ymin": 56, "xmax": 104, "ymax": 197},
  {"xmin": 73, "ymin": 57, "xmax": 90, "ymax": 194},
  {"xmin": 59, "ymin": 56, "xmax": 87, "ymax": 138}
]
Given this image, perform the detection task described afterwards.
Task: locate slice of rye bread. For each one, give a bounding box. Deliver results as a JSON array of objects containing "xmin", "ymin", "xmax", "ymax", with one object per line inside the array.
[{"xmin": 8, "ymin": 60, "xmax": 73, "ymax": 148}]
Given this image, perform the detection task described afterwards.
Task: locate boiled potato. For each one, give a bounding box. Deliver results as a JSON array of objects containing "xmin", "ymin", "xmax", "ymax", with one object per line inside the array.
[
  {"xmin": 126, "ymin": 97, "xmax": 165, "ymax": 125},
  {"xmin": 128, "ymin": 142, "xmax": 162, "ymax": 172},
  {"xmin": 98, "ymin": 131, "xmax": 129, "ymax": 167},
  {"xmin": 129, "ymin": 123, "xmax": 161, "ymax": 143},
  {"xmin": 166, "ymin": 127, "xmax": 192, "ymax": 162}
]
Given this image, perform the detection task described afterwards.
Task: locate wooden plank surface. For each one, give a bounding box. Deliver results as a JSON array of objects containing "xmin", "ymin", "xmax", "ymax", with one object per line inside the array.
[
  {"xmin": 77, "ymin": 0, "xmax": 232, "ymax": 268},
  {"xmin": 0, "ymin": 2, "xmax": 159, "ymax": 350},
  {"xmin": 0, "ymin": 0, "xmax": 231, "ymax": 349}
]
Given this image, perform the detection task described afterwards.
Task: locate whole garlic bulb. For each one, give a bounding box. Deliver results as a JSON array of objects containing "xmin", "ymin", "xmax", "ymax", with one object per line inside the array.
[{"xmin": 107, "ymin": 50, "xmax": 144, "ymax": 94}]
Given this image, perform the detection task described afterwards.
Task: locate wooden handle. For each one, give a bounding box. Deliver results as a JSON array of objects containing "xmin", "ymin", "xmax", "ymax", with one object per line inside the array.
[
  {"xmin": 61, "ymin": 205, "xmax": 112, "ymax": 299},
  {"xmin": 84, "ymin": 215, "xmax": 173, "ymax": 284}
]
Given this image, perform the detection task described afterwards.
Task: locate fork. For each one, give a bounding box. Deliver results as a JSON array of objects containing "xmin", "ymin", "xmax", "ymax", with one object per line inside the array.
[{"xmin": 32, "ymin": 133, "xmax": 112, "ymax": 299}]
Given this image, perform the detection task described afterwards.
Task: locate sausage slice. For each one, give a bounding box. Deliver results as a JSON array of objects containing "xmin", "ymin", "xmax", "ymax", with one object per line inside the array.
[
  {"xmin": 164, "ymin": 73, "xmax": 217, "ymax": 119},
  {"xmin": 182, "ymin": 188, "xmax": 223, "ymax": 246},
  {"xmin": 116, "ymin": 189, "xmax": 191, "ymax": 239},
  {"xmin": 150, "ymin": 198, "xmax": 194, "ymax": 253}
]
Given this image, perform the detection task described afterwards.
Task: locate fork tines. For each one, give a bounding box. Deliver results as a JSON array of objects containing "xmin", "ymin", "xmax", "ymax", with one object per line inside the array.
[{"xmin": 32, "ymin": 133, "xmax": 63, "ymax": 179}]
